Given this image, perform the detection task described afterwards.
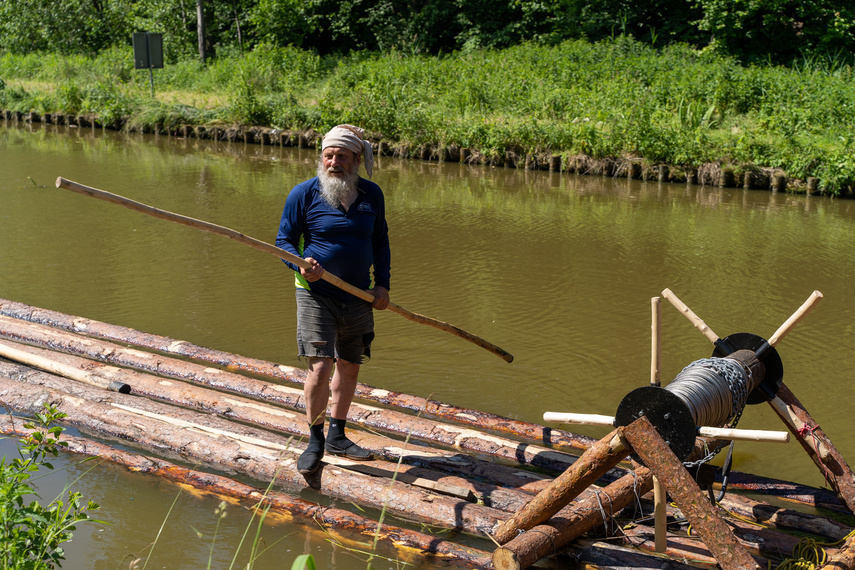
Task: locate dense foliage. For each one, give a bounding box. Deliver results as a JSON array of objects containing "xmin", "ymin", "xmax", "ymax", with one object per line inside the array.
[
  {"xmin": 1, "ymin": 1, "xmax": 854, "ymax": 192},
  {"xmin": 0, "ymin": 405, "xmax": 100, "ymax": 569},
  {"xmin": 0, "ymin": 0, "xmax": 853, "ymax": 64},
  {"xmin": 2, "ymin": 38, "xmax": 854, "ymax": 193}
]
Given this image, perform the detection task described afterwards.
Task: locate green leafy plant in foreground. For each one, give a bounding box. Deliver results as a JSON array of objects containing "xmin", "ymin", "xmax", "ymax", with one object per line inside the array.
[{"xmin": 0, "ymin": 405, "xmax": 101, "ymax": 569}]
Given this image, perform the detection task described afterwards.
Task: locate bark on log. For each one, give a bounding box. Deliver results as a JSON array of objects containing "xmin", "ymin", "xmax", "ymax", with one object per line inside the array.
[
  {"xmin": 492, "ymin": 466, "xmax": 654, "ymax": 570},
  {"xmin": 769, "ymin": 382, "xmax": 855, "ymax": 515},
  {"xmin": 717, "ymin": 491, "xmax": 852, "ymax": 540},
  {"xmin": 0, "ymin": 374, "xmax": 508, "ymax": 536},
  {"xmin": 492, "ymin": 429, "xmax": 632, "ymax": 544},
  {"xmin": 0, "ymin": 307, "xmax": 844, "ymax": 512},
  {"xmin": 622, "ymin": 416, "xmax": 761, "ymax": 570},
  {"xmin": 568, "ymin": 538, "xmax": 700, "ymax": 569},
  {"xmin": 820, "ymin": 533, "xmax": 855, "ymax": 569},
  {"xmin": 724, "ymin": 469, "xmax": 847, "ymax": 513},
  {"xmin": 0, "ymin": 315, "xmax": 584, "ymax": 473},
  {"xmin": 0, "ymin": 298, "xmax": 596, "ymax": 451},
  {"xmin": 0, "ymin": 355, "xmax": 625, "ymax": 515},
  {"xmin": 0, "ymin": 417, "xmax": 495, "ymax": 569}
]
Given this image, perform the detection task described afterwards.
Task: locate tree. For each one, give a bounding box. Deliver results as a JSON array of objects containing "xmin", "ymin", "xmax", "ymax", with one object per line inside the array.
[
  {"xmin": 0, "ymin": 0, "xmax": 130, "ymax": 54},
  {"xmin": 693, "ymin": 0, "xmax": 855, "ymax": 63},
  {"xmin": 197, "ymin": 0, "xmax": 208, "ymax": 62}
]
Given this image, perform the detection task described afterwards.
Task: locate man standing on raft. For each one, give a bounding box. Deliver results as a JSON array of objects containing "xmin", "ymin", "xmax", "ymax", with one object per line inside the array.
[{"xmin": 276, "ymin": 124, "xmax": 391, "ymax": 475}]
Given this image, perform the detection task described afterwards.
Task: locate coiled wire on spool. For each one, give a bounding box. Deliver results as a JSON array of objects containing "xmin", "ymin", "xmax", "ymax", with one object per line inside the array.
[
  {"xmin": 667, "ymin": 358, "xmax": 751, "ymax": 429},
  {"xmin": 614, "ymin": 349, "xmax": 764, "ymax": 462}
]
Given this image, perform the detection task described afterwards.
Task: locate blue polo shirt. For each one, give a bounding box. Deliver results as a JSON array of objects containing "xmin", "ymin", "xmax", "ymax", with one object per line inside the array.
[{"xmin": 276, "ymin": 176, "xmax": 391, "ymax": 303}]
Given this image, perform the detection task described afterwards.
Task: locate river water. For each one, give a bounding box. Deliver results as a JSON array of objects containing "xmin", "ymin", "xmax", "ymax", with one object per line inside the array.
[{"xmin": 2, "ymin": 120, "xmax": 855, "ymax": 568}]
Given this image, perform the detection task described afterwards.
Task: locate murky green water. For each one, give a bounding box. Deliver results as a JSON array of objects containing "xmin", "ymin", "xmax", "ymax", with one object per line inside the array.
[{"xmin": 3, "ymin": 120, "xmax": 855, "ymax": 568}]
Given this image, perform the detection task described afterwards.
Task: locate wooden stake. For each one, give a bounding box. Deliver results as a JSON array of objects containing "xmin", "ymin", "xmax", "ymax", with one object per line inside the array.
[
  {"xmin": 653, "ymin": 477, "xmax": 667, "ymax": 553},
  {"xmin": 768, "ymin": 383, "xmax": 855, "ymax": 515},
  {"xmin": 651, "ymin": 296, "xmax": 661, "ymax": 387},
  {"xmin": 54, "ymin": 177, "xmax": 514, "ymax": 363},
  {"xmin": 542, "ymin": 413, "xmax": 788, "ymax": 443},
  {"xmin": 768, "ymin": 290, "xmax": 823, "ymax": 347},
  {"xmin": 622, "ymin": 416, "xmax": 760, "ymax": 570},
  {"xmin": 651, "ymin": 296, "xmax": 666, "ymax": 552},
  {"xmin": 661, "ymin": 288, "xmax": 720, "ymax": 344}
]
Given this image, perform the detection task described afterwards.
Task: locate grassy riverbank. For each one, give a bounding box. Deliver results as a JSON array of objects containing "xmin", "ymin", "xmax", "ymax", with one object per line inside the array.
[{"xmin": 2, "ymin": 38, "xmax": 854, "ymax": 194}]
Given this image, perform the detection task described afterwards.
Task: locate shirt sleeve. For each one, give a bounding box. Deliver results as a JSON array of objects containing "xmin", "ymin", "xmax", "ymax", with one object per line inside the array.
[
  {"xmin": 371, "ymin": 188, "xmax": 391, "ymax": 291},
  {"xmin": 275, "ymin": 183, "xmax": 306, "ymax": 274}
]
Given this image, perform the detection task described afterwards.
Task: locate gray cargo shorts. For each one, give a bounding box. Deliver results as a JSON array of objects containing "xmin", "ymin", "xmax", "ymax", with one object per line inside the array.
[{"xmin": 295, "ymin": 288, "xmax": 375, "ymax": 364}]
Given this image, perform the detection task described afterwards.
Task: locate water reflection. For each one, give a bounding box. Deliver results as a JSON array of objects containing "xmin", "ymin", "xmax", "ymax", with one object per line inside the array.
[{"xmin": 3, "ymin": 120, "xmax": 855, "ymax": 568}]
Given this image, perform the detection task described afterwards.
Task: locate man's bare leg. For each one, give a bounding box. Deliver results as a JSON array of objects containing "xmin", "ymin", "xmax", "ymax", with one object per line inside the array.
[
  {"xmin": 325, "ymin": 359, "xmax": 373, "ymax": 460},
  {"xmin": 297, "ymin": 356, "xmax": 334, "ymax": 474}
]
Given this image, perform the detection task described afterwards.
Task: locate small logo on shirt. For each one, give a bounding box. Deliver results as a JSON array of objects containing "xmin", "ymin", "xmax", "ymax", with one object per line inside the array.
[{"xmin": 358, "ymin": 202, "xmax": 372, "ymax": 212}]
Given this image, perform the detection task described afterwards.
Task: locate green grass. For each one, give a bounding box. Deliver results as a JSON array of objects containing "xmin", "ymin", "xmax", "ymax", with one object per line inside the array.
[{"xmin": 2, "ymin": 37, "xmax": 854, "ymax": 194}]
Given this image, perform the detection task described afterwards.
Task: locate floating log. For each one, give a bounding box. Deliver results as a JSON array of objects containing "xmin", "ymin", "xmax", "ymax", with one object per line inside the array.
[
  {"xmin": 0, "ymin": 315, "xmax": 584, "ymax": 473},
  {"xmin": 822, "ymin": 534, "xmax": 855, "ymax": 569},
  {"xmin": 492, "ymin": 466, "xmax": 654, "ymax": 570},
  {"xmin": 568, "ymin": 538, "xmax": 699, "ymax": 569},
  {"xmin": 492, "ymin": 429, "xmax": 631, "ymax": 544},
  {"xmin": 0, "ymin": 302, "xmax": 845, "ymax": 511},
  {"xmin": 0, "ymin": 417, "xmax": 494, "ymax": 569},
  {"xmin": 0, "ymin": 298, "xmax": 594, "ymax": 452},
  {"xmin": 0, "ymin": 357, "xmax": 549, "ymax": 513},
  {"xmin": 0, "ymin": 339, "xmax": 130, "ymax": 393},
  {"xmin": 2, "ymin": 302, "xmax": 854, "ymax": 569},
  {"xmin": 769, "ymin": 382, "xmax": 855, "ymax": 515},
  {"xmin": 622, "ymin": 416, "xmax": 761, "ymax": 570},
  {"xmin": 0, "ymin": 373, "xmax": 508, "ymax": 535}
]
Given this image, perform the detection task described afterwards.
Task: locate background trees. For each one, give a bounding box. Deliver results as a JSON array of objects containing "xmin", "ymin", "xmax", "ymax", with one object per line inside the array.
[{"xmin": 0, "ymin": 0, "xmax": 852, "ymax": 65}]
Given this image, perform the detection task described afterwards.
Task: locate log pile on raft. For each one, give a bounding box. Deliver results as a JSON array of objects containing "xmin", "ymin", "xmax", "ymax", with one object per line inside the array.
[{"xmin": 1, "ymin": 296, "xmax": 855, "ymax": 569}]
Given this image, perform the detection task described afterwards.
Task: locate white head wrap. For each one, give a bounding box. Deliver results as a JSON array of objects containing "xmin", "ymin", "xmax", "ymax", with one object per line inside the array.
[{"xmin": 322, "ymin": 124, "xmax": 374, "ymax": 178}]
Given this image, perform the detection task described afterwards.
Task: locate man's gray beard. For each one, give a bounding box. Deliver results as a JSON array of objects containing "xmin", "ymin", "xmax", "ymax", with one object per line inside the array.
[{"xmin": 317, "ymin": 160, "xmax": 359, "ymax": 208}]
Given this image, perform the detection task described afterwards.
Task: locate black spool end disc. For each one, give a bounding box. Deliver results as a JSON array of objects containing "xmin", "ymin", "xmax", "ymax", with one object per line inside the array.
[
  {"xmin": 614, "ymin": 386, "xmax": 697, "ymax": 462},
  {"xmin": 713, "ymin": 332, "xmax": 783, "ymax": 405}
]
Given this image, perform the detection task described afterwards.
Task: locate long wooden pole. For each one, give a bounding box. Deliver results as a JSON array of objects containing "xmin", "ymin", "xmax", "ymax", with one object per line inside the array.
[{"xmin": 54, "ymin": 177, "xmax": 513, "ymax": 363}]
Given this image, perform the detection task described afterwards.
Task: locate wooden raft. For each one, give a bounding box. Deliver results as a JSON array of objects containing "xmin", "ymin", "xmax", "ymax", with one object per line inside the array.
[{"xmin": 0, "ymin": 298, "xmax": 854, "ymax": 569}]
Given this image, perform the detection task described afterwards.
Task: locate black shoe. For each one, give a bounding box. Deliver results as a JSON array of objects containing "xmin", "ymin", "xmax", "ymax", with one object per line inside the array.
[
  {"xmin": 297, "ymin": 448, "xmax": 324, "ymax": 474},
  {"xmin": 325, "ymin": 439, "xmax": 374, "ymax": 461}
]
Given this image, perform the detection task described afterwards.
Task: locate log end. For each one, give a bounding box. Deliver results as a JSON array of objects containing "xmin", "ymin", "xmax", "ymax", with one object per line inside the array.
[
  {"xmin": 492, "ymin": 546, "xmax": 521, "ymax": 570},
  {"xmin": 109, "ymin": 381, "xmax": 132, "ymax": 394}
]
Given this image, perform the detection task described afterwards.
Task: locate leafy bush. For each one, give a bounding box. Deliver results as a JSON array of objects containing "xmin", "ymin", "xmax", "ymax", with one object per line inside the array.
[{"xmin": 0, "ymin": 404, "xmax": 100, "ymax": 569}]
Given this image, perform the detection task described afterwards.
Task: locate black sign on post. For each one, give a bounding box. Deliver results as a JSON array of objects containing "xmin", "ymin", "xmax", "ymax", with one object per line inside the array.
[{"xmin": 132, "ymin": 32, "xmax": 164, "ymax": 97}]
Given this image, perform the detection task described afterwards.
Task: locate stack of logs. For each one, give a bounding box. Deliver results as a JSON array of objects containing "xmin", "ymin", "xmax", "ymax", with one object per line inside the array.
[{"xmin": 1, "ymin": 298, "xmax": 854, "ymax": 569}]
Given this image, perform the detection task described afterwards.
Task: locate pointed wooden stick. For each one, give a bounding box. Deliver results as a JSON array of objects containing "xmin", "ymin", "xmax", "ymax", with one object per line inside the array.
[{"xmin": 54, "ymin": 177, "xmax": 513, "ymax": 362}]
